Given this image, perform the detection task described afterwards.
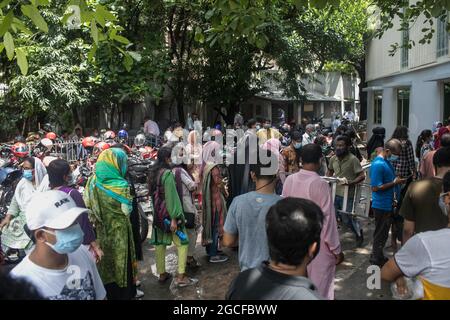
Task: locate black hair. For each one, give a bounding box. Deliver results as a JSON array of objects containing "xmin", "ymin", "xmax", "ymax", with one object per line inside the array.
[
  {"xmin": 433, "ymin": 147, "xmax": 450, "ymax": 168},
  {"xmin": 23, "ymin": 157, "xmax": 35, "ymax": 169},
  {"xmin": 247, "ymin": 118, "xmax": 257, "ymax": 128},
  {"xmin": 47, "ymin": 159, "xmax": 71, "ymax": 189},
  {"xmin": 300, "ymin": 143, "xmax": 322, "ymax": 164},
  {"xmin": 0, "ymin": 272, "xmax": 45, "ymax": 300},
  {"xmin": 149, "ymin": 146, "xmax": 173, "ymax": 193},
  {"xmin": 415, "ymin": 129, "xmax": 433, "ymax": 159},
  {"xmin": 344, "ymin": 129, "xmax": 357, "ymax": 140},
  {"xmin": 392, "ymin": 126, "xmax": 409, "ymax": 140},
  {"xmin": 266, "ymin": 197, "xmax": 323, "ymax": 266},
  {"xmin": 336, "ymin": 125, "xmax": 348, "ymax": 135},
  {"xmin": 250, "ymin": 148, "xmax": 277, "ymax": 179},
  {"xmin": 335, "ymin": 135, "xmax": 352, "ymax": 147},
  {"xmin": 291, "ymin": 131, "xmax": 302, "ymax": 141},
  {"xmin": 443, "ymin": 171, "xmax": 450, "ymax": 193},
  {"xmin": 441, "ymin": 133, "xmax": 450, "ymax": 148}
]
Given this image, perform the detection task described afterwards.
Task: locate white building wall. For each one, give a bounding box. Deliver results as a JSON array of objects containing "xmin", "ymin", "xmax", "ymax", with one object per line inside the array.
[{"xmin": 366, "ymin": 8, "xmax": 450, "ymax": 149}]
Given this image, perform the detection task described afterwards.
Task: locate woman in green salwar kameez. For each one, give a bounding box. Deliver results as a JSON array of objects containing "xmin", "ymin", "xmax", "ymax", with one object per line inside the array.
[
  {"xmin": 83, "ymin": 148, "xmax": 137, "ymax": 300},
  {"xmin": 149, "ymin": 146, "xmax": 197, "ymax": 287}
]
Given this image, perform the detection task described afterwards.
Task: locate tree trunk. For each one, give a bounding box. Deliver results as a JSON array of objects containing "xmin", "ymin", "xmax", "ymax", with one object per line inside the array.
[
  {"xmin": 354, "ymin": 59, "xmax": 367, "ymax": 121},
  {"xmin": 176, "ymin": 93, "xmax": 185, "ymax": 125}
]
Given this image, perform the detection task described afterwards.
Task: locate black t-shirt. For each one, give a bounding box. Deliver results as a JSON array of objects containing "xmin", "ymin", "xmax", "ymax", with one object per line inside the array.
[{"xmin": 226, "ymin": 262, "xmax": 323, "ymax": 300}]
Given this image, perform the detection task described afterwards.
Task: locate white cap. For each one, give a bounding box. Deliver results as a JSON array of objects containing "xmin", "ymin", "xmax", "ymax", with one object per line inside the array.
[{"xmin": 26, "ymin": 190, "xmax": 88, "ymax": 230}]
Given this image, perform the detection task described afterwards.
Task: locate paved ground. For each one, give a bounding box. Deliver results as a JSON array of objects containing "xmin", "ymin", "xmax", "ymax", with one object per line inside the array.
[{"xmin": 137, "ymin": 216, "xmax": 395, "ymax": 300}]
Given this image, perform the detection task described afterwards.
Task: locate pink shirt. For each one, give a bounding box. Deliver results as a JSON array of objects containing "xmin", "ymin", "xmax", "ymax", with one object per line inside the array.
[
  {"xmin": 144, "ymin": 120, "xmax": 160, "ymax": 136},
  {"xmin": 282, "ymin": 169, "xmax": 341, "ymax": 300}
]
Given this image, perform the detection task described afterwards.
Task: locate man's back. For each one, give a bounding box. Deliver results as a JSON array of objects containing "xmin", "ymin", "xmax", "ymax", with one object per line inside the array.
[
  {"xmin": 224, "ymin": 192, "xmax": 281, "ymax": 270},
  {"xmin": 395, "ymin": 228, "xmax": 450, "ymax": 299},
  {"xmin": 226, "ymin": 262, "xmax": 322, "ymax": 300},
  {"xmin": 399, "ymin": 177, "xmax": 448, "ymax": 233}
]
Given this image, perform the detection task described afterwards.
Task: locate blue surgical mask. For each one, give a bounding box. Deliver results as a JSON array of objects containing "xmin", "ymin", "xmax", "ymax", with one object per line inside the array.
[
  {"xmin": 23, "ymin": 169, "xmax": 33, "ymax": 181},
  {"xmin": 42, "ymin": 223, "xmax": 84, "ymax": 254},
  {"xmin": 388, "ymin": 155, "xmax": 399, "ymax": 162},
  {"xmin": 294, "ymin": 142, "xmax": 302, "ymax": 149}
]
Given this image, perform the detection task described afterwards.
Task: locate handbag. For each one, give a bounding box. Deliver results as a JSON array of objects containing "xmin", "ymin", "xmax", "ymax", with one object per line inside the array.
[{"xmin": 174, "ymin": 167, "xmax": 196, "ymax": 229}]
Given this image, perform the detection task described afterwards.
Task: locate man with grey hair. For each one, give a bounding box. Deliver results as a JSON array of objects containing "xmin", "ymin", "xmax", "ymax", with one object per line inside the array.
[{"xmin": 302, "ymin": 124, "xmax": 315, "ymax": 145}]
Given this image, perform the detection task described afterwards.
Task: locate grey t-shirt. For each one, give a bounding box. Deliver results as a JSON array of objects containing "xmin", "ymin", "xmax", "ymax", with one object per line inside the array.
[
  {"xmin": 226, "ymin": 262, "xmax": 323, "ymax": 300},
  {"xmin": 224, "ymin": 191, "xmax": 282, "ymax": 271}
]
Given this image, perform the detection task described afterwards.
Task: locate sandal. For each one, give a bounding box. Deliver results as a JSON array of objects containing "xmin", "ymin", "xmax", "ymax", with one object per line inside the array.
[
  {"xmin": 175, "ymin": 277, "xmax": 198, "ymax": 288},
  {"xmin": 186, "ymin": 257, "xmax": 201, "ymax": 268},
  {"xmin": 158, "ymin": 272, "xmax": 172, "ymax": 284}
]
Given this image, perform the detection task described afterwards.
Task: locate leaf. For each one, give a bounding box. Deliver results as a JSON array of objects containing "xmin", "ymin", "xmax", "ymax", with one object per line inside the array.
[
  {"xmin": 123, "ymin": 54, "xmax": 133, "ymax": 72},
  {"xmin": 95, "ymin": 4, "xmax": 117, "ymax": 22},
  {"xmin": 0, "ymin": 43, "xmax": 4, "ymax": 53},
  {"xmin": 21, "ymin": 4, "xmax": 48, "ymax": 32},
  {"xmin": 3, "ymin": 31, "xmax": 14, "ymax": 60},
  {"xmin": 88, "ymin": 43, "xmax": 97, "ymax": 61},
  {"xmin": 12, "ymin": 18, "xmax": 33, "ymax": 35},
  {"xmin": 128, "ymin": 51, "xmax": 142, "ymax": 62},
  {"xmin": 15, "ymin": 48, "xmax": 28, "ymax": 75},
  {"xmin": 0, "ymin": 10, "xmax": 13, "ymax": 36},
  {"xmin": 94, "ymin": 9, "xmax": 106, "ymax": 27},
  {"xmin": 35, "ymin": 0, "xmax": 50, "ymax": 6},
  {"xmin": 90, "ymin": 19, "xmax": 98, "ymax": 44},
  {"xmin": 111, "ymin": 32, "xmax": 130, "ymax": 45},
  {"xmin": 255, "ymin": 34, "xmax": 268, "ymax": 49},
  {"xmin": 0, "ymin": 0, "xmax": 11, "ymax": 9}
]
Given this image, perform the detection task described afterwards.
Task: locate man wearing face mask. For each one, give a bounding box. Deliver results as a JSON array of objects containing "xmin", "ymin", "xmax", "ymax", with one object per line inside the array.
[
  {"xmin": 302, "ymin": 124, "xmax": 315, "ymax": 146},
  {"xmin": 9, "ymin": 190, "xmax": 107, "ymax": 300},
  {"xmin": 257, "ymin": 119, "xmax": 282, "ymax": 145},
  {"xmin": 281, "ymin": 131, "xmax": 302, "ymax": 177},
  {"xmin": 222, "ymin": 149, "xmax": 282, "ymax": 271},
  {"xmin": 370, "ymin": 139, "xmax": 406, "ymax": 266},
  {"xmin": 327, "ymin": 135, "xmax": 366, "ymax": 247}
]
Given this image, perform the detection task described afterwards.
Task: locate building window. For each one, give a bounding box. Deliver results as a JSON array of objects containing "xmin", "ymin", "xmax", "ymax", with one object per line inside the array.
[
  {"xmin": 397, "ymin": 88, "xmax": 410, "ymax": 127},
  {"xmin": 373, "ymin": 91, "xmax": 382, "ymax": 124},
  {"xmin": 437, "ymin": 16, "xmax": 449, "ymax": 58},
  {"xmin": 401, "ymin": 28, "xmax": 409, "ymax": 69}
]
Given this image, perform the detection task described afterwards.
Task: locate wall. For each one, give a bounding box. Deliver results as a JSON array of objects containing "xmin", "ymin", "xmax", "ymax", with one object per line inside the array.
[{"xmin": 366, "ymin": 62, "xmax": 448, "ymax": 150}]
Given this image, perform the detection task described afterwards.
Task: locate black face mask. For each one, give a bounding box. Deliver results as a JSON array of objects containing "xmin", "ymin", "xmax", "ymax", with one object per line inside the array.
[{"xmin": 335, "ymin": 148, "xmax": 348, "ymax": 157}]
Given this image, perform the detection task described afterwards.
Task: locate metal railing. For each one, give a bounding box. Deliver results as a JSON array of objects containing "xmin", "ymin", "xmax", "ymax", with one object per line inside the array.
[{"xmin": 322, "ymin": 163, "xmax": 372, "ymax": 219}]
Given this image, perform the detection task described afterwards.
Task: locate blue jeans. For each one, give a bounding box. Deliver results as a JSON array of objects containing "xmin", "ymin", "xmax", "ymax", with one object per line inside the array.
[
  {"xmin": 334, "ymin": 196, "xmax": 362, "ymax": 237},
  {"xmin": 205, "ymin": 211, "xmax": 219, "ymax": 257}
]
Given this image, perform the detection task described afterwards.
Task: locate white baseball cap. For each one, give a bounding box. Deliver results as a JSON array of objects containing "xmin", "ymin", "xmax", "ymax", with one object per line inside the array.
[{"xmin": 26, "ymin": 190, "xmax": 88, "ymax": 231}]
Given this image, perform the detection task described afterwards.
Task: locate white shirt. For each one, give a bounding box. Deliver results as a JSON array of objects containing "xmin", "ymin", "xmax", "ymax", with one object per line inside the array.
[
  {"xmin": 395, "ymin": 228, "xmax": 450, "ymax": 288},
  {"xmin": 144, "ymin": 120, "xmax": 160, "ymax": 136},
  {"xmin": 344, "ymin": 111, "xmax": 355, "ymax": 121},
  {"xmin": 302, "ymin": 132, "xmax": 314, "ymax": 145},
  {"xmin": 10, "ymin": 246, "xmax": 106, "ymax": 300}
]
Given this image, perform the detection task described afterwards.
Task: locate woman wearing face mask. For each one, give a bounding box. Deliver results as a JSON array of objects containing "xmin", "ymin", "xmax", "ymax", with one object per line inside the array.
[
  {"xmin": 83, "ymin": 148, "xmax": 137, "ymax": 299},
  {"xmin": 0, "ymin": 157, "xmax": 46, "ymax": 257},
  {"xmin": 47, "ymin": 159, "xmax": 103, "ymax": 262},
  {"xmin": 262, "ymin": 138, "xmax": 286, "ymax": 194}
]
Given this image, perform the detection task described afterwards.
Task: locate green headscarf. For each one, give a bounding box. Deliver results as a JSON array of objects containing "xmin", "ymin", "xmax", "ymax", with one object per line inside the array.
[{"xmin": 91, "ymin": 148, "xmax": 132, "ymax": 205}]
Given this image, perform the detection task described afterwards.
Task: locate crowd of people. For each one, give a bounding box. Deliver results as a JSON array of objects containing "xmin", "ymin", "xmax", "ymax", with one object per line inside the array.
[{"xmin": 1, "ymin": 111, "xmax": 450, "ymax": 301}]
